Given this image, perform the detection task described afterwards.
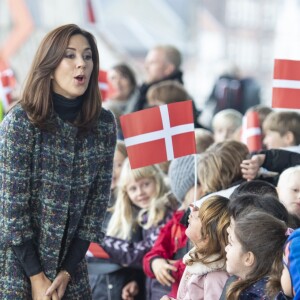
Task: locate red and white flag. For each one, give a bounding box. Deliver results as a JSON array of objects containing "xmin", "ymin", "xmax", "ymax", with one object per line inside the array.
[
  {"xmin": 273, "ymin": 59, "xmax": 300, "ymax": 109},
  {"xmin": 0, "ymin": 68, "xmax": 16, "ymax": 111},
  {"xmin": 241, "ymin": 111, "xmax": 262, "ymax": 153},
  {"xmin": 120, "ymin": 100, "xmax": 196, "ymax": 169},
  {"xmin": 86, "ymin": 242, "xmax": 109, "ymax": 259},
  {"xmin": 98, "ymin": 70, "xmax": 111, "ymax": 101}
]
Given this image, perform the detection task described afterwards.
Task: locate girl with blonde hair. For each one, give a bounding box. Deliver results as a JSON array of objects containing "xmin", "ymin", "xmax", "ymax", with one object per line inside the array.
[
  {"xmin": 92, "ymin": 159, "xmax": 176, "ymax": 299},
  {"xmin": 106, "ymin": 159, "xmax": 173, "ymax": 240}
]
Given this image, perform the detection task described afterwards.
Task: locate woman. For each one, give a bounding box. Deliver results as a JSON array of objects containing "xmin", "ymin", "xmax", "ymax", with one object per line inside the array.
[
  {"xmin": 106, "ymin": 63, "xmax": 138, "ymax": 114},
  {"xmin": 0, "ymin": 24, "xmax": 116, "ymax": 299},
  {"xmin": 104, "ymin": 63, "xmax": 138, "ymax": 139}
]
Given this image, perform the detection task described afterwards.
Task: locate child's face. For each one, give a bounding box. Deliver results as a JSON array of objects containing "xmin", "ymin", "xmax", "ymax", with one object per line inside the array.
[
  {"xmin": 111, "ymin": 150, "xmax": 126, "ymax": 190},
  {"xmin": 213, "ymin": 121, "xmax": 237, "ymax": 143},
  {"xmin": 278, "ymin": 172, "xmax": 300, "ymax": 218},
  {"xmin": 126, "ymin": 176, "xmax": 156, "ymax": 209},
  {"xmin": 225, "ymin": 218, "xmax": 251, "ymax": 279},
  {"xmin": 263, "ymin": 130, "xmax": 292, "ymax": 149},
  {"xmin": 185, "ymin": 207, "xmax": 207, "ymax": 248},
  {"xmin": 281, "ymin": 263, "xmax": 293, "ymax": 298}
]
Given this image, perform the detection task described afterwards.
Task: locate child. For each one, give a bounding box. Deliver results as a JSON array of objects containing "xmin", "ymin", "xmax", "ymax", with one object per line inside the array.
[
  {"xmin": 161, "ymin": 195, "xmax": 230, "ymax": 300},
  {"xmin": 212, "ymin": 109, "xmax": 243, "ymax": 143},
  {"xmin": 100, "ymin": 159, "xmax": 177, "ymax": 299},
  {"xmin": 229, "ymin": 179, "xmax": 278, "ymax": 200},
  {"xmin": 145, "ymin": 80, "xmax": 203, "ymax": 129},
  {"xmin": 276, "ymin": 228, "xmax": 300, "ymax": 299},
  {"xmin": 262, "ymin": 111, "xmax": 300, "ymax": 153},
  {"xmin": 219, "ymin": 193, "xmax": 296, "ymax": 300},
  {"xmin": 225, "ymin": 209, "xmax": 287, "ymax": 299},
  {"xmin": 143, "ymin": 155, "xmax": 203, "ymax": 299},
  {"xmin": 146, "ymin": 80, "xmax": 189, "ymax": 107},
  {"xmin": 277, "ymin": 166, "xmax": 300, "ymax": 220},
  {"xmin": 196, "ymin": 140, "xmax": 249, "ymax": 206}
]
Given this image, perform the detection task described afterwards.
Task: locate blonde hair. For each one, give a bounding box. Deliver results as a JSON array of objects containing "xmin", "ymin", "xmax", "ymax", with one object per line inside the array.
[
  {"xmin": 106, "ymin": 159, "xmax": 170, "ymax": 239},
  {"xmin": 212, "ymin": 109, "xmax": 243, "ymax": 130},
  {"xmin": 198, "ymin": 140, "xmax": 249, "ymax": 194},
  {"xmin": 186, "ymin": 195, "xmax": 230, "ymax": 266},
  {"xmin": 277, "ymin": 165, "xmax": 300, "ymax": 188}
]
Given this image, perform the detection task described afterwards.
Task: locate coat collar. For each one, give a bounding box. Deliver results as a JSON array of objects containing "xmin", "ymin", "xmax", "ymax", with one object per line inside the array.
[{"xmin": 183, "ymin": 247, "xmax": 226, "ymax": 275}]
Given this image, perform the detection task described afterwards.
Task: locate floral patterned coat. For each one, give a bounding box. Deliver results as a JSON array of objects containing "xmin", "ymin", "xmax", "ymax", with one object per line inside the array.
[{"xmin": 0, "ymin": 105, "xmax": 116, "ymax": 299}]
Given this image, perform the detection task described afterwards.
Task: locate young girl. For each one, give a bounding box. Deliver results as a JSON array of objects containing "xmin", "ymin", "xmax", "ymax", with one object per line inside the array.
[
  {"xmin": 99, "ymin": 159, "xmax": 177, "ymax": 299},
  {"xmin": 196, "ymin": 140, "xmax": 249, "ymax": 206},
  {"xmin": 225, "ymin": 209, "xmax": 287, "ymax": 299},
  {"xmin": 143, "ymin": 154, "xmax": 203, "ymax": 299},
  {"xmin": 276, "ymin": 228, "xmax": 300, "ymax": 300},
  {"xmin": 161, "ymin": 195, "xmax": 230, "ymax": 300}
]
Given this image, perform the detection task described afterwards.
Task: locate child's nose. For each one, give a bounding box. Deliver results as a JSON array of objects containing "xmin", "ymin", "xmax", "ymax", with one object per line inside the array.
[{"xmin": 137, "ymin": 186, "xmax": 145, "ymax": 195}]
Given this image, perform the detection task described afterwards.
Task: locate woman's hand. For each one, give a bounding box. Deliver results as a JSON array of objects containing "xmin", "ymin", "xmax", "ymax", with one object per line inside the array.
[
  {"xmin": 30, "ymin": 272, "xmax": 59, "ymax": 300},
  {"xmin": 45, "ymin": 270, "xmax": 70, "ymax": 299},
  {"xmin": 152, "ymin": 258, "xmax": 177, "ymax": 286}
]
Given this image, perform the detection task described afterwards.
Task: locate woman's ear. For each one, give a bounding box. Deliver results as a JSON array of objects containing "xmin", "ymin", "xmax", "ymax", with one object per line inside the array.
[{"xmin": 244, "ymin": 251, "xmax": 255, "ymax": 267}]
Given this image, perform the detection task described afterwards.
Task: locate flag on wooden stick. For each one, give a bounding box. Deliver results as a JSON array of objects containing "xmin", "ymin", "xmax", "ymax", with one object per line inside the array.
[
  {"xmin": 120, "ymin": 101, "xmax": 196, "ymax": 169},
  {"xmin": 273, "ymin": 59, "xmax": 300, "ymax": 109}
]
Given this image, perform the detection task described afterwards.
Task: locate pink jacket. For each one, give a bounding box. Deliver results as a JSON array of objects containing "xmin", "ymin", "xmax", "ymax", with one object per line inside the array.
[{"xmin": 174, "ymin": 249, "xmax": 229, "ymax": 300}]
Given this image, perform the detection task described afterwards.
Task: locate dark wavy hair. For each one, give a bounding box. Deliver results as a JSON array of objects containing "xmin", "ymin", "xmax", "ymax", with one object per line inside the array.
[
  {"xmin": 20, "ymin": 24, "xmax": 102, "ymax": 133},
  {"xmin": 226, "ymin": 210, "xmax": 287, "ymax": 300}
]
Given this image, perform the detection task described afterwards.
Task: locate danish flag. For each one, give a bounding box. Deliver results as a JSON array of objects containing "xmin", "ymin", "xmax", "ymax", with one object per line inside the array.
[
  {"xmin": 241, "ymin": 111, "xmax": 262, "ymax": 153},
  {"xmin": 86, "ymin": 242, "xmax": 109, "ymax": 259},
  {"xmin": 273, "ymin": 59, "xmax": 300, "ymax": 109},
  {"xmin": 120, "ymin": 101, "xmax": 196, "ymax": 169},
  {"xmin": 98, "ymin": 70, "xmax": 110, "ymax": 101},
  {"xmin": 0, "ymin": 68, "xmax": 16, "ymax": 112}
]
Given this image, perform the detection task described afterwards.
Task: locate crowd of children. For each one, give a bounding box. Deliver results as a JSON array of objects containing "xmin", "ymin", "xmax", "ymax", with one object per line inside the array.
[{"xmin": 83, "ymin": 45, "xmax": 300, "ymax": 299}]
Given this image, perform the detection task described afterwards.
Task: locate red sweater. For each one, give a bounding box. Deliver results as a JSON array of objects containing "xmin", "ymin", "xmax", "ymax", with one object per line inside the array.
[{"xmin": 143, "ymin": 210, "xmax": 188, "ymax": 298}]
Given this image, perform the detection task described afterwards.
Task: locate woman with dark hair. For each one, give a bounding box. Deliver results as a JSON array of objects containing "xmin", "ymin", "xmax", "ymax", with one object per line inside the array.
[
  {"xmin": 106, "ymin": 63, "xmax": 138, "ymax": 113},
  {"xmin": 105, "ymin": 63, "xmax": 138, "ymax": 138},
  {"xmin": 0, "ymin": 24, "xmax": 116, "ymax": 299}
]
